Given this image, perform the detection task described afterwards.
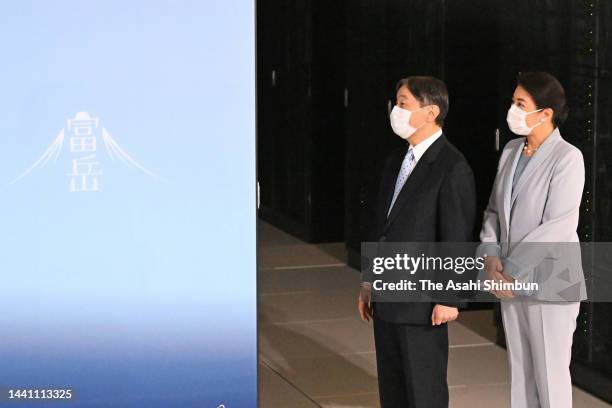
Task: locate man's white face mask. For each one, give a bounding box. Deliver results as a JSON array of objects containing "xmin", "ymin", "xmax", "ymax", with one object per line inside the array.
[{"xmin": 389, "ymin": 105, "xmax": 428, "ymax": 140}]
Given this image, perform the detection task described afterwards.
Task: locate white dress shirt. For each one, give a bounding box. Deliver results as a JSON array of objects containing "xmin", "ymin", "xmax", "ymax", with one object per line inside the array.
[{"xmin": 409, "ymin": 128, "xmax": 443, "ymax": 164}]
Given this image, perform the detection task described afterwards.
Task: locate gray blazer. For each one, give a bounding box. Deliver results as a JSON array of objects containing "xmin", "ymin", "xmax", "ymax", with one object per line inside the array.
[{"xmin": 478, "ymin": 128, "xmax": 587, "ymax": 301}]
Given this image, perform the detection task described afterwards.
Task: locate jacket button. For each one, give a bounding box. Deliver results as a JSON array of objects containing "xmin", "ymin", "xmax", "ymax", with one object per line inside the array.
[{"xmin": 379, "ymin": 235, "xmax": 386, "ymax": 242}]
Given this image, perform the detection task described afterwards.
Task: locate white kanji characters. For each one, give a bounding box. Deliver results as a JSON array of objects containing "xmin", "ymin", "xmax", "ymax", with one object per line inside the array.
[
  {"xmin": 12, "ymin": 111, "xmax": 156, "ymax": 191},
  {"xmin": 67, "ymin": 112, "xmax": 99, "ymax": 136},
  {"xmin": 66, "ymin": 112, "xmax": 101, "ymax": 192},
  {"xmin": 66, "ymin": 154, "xmax": 103, "ymax": 192},
  {"xmin": 70, "ymin": 136, "xmax": 96, "ymax": 153}
]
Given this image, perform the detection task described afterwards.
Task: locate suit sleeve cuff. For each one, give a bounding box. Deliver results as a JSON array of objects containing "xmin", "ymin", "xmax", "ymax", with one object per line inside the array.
[
  {"xmin": 476, "ymin": 242, "xmax": 501, "ymax": 259},
  {"xmin": 437, "ymin": 301, "xmax": 467, "ymax": 309},
  {"xmin": 502, "ymin": 257, "xmax": 522, "ymax": 279}
]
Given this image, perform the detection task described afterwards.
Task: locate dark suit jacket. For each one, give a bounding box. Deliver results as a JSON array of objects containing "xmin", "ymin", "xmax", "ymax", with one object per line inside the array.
[{"xmin": 370, "ymin": 134, "xmax": 476, "ymax": 325}]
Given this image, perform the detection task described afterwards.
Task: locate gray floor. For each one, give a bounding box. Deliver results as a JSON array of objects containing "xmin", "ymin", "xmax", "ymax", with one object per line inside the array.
[{"xmin": 258, "ymin": 220, "xmax": 610, "ymax": 408}]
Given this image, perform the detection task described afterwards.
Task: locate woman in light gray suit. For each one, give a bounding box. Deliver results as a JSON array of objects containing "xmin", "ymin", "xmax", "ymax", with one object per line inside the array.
[{"xmin": 479, "ymin": 72, "xmax": 586, "ymax": 408}]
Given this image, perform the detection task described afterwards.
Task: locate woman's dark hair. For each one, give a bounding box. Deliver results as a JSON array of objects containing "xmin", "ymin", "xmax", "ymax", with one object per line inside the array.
[
  {"xmin": 516, "ymin": 72, "xmax": 569, "ymax": 127},
  {"xmin": 396, "ymin": 76, "xmax": 449, "ymax": 126}
]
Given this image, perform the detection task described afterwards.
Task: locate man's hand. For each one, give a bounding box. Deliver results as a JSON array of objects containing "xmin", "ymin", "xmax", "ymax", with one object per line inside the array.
[
  {"xmin": 358, "ymin": 282, "xmax": 373, "ymax": 322},
  {"xmin": 431, "ymin": 304, "xmax": 458, "ymax": 325},
  {"xmin": 485, "ymin": 256, "xmax": 514, "ymax": 299}
]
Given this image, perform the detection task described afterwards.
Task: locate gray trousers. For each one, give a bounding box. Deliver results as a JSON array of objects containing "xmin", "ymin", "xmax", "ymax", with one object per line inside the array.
[{"xmin": 500, "ymin": 299, "xmax": 580, "ymax": 408}]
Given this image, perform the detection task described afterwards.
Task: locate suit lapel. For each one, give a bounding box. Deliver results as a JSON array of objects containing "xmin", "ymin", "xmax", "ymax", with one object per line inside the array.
[
  {"xmin": 382, "ymin": 135, "xmax": 446, "ymax": 233},
  {"xmin": 510, "ymin": 128, "xmax": 562, "ymax": 207},
  {"xmin": 501, "ymin": 140, "xmax": 523, "ymax": 233},
  {"xmin": 382, "ymin": 147, "xmax": 407, "ymax": 219}
]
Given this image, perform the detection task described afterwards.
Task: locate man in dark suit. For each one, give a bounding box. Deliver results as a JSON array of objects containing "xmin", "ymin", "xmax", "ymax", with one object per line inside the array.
[{"xmin": 358, "ymin": 76, "xmax": 476, "ymax": 408}]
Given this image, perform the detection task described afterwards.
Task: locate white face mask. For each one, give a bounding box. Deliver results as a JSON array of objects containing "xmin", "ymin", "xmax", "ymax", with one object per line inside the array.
[
  {"xmin": 389, "ymin": 105, "xmax": 427, "ymax": 139},
  {"xmin": 506, "ymin": 104, "xmax": 544, "ymax": 135}
]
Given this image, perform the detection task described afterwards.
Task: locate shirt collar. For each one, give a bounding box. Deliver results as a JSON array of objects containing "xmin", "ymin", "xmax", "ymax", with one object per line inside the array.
[{"xmin": 409, "ymin": 128, "xmax": 443, "ymax": 163}]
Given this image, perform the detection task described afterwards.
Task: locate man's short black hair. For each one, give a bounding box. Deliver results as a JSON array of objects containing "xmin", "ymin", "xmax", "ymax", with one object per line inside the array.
[{"xmin": 396, "ymin": 76, "xmax": 449, "ymax": 126}]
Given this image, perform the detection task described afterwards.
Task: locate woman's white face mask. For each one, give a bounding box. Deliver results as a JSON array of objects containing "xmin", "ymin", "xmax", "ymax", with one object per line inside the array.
[
  {"xmin": 506, "ymin": 104, "xmax": 544, "ymax": 135},
  {"xmin": 389, "ymin": 105, "xmax": 428, "ymax": 139}
]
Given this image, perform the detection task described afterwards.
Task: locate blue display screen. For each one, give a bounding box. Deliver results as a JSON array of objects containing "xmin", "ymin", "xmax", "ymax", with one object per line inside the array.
[{"xmin": 0, "ymin": 1, "xmax": 256, "ymax": 406}]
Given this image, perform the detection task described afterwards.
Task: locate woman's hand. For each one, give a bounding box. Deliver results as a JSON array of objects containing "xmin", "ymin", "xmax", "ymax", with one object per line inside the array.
[
  {"xmin": 485, "ymin": 256, "xmax": 515, "ymax": 298},
  {"xmin": 496, "ymin": 273, "xmax": 516, "ymax": 299}
]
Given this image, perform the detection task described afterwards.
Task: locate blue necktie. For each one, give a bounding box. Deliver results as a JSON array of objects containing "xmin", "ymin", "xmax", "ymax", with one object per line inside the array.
[{"xmin": 388, "ymin": 148, "xmax": 415, "ymax": 217}]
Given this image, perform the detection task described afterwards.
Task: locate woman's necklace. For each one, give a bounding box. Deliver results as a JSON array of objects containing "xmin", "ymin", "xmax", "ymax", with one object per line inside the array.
[{"xmin": 523, "ymin": 140, "xmax": 538, "ymax": 155}]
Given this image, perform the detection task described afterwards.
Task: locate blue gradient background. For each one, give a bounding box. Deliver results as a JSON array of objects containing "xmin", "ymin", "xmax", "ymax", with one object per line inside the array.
[{"xmin": 0, "ymin": 1, "xmax": 256, "ymax": 406}]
